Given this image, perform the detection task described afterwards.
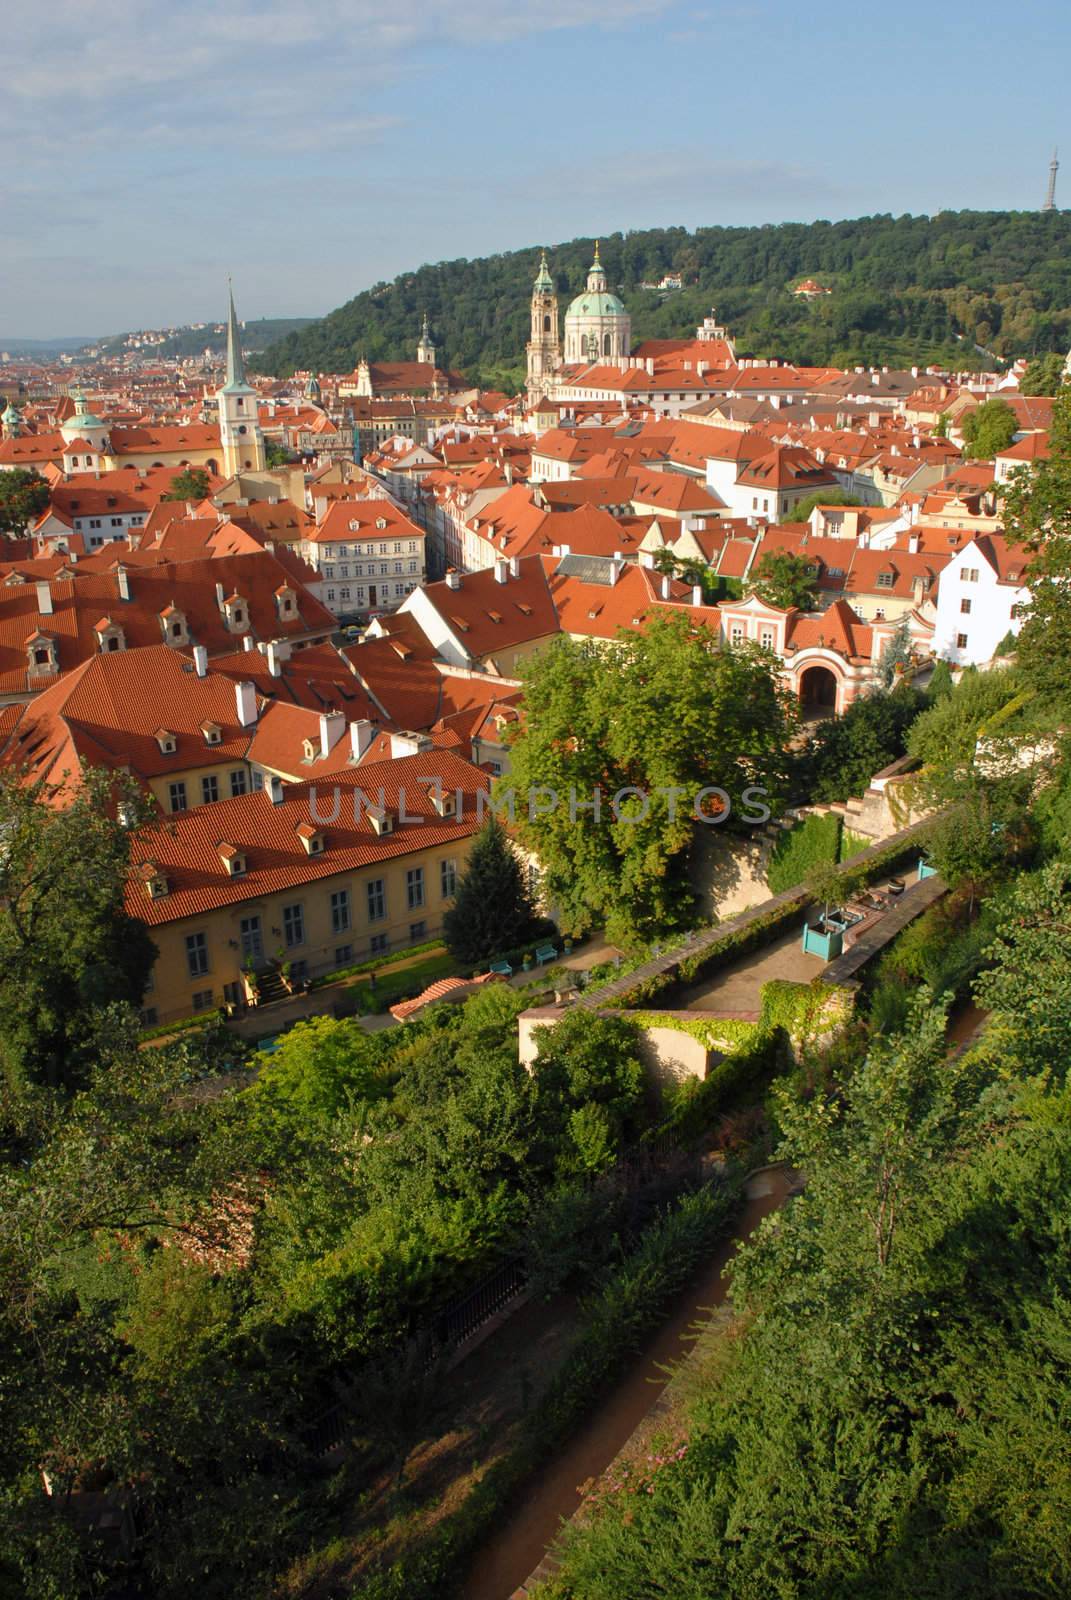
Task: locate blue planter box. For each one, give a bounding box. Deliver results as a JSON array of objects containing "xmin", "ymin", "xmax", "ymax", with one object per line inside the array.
[
  {"xmin": 802, "ymin": 922, "xmax": 844, "ymax": 959},
  {"xmin": 917, "ymin": 857, "xmax": 938, "ymax": 881}
]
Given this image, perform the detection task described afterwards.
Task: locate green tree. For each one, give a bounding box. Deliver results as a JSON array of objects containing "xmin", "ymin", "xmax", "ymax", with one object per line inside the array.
[
  {"xmin": 265, "ymin": 440, "xmax": 290, "ymax": 468},
  {"xmin": 798, "ymin": 684, "xmax": 928, "ymax": 803},
  {"xmin": 442, "ymin": 814, "xmax": 537, "ymax": 964},
  {"xmin": 249, "ymin": 1015, "xmax": 389, "ymax": 1128},
  {"xmin": 1020, "ymin": 351, "xmax": 1066, "ymax": 396},
  {"xmin": 1000, "ymin": 388, "xmax": 1071, "ymax": 707},
  {"xmin": 507, "ymin": 613, "xmax": 795, "ymax": 944},
  {"xmin": 783, "ymin": 487, "xmax": 863, "ymax": 524},
  {"xmin": 927, "ymin": 657, "xmax": 954, "ymax": 697},
  {"xmin": 960, "ymin": 396, "xmax": 1018, "ymax": 459},
  {"xmin": 0, "ymin": 768, "xmax": 156, "ymax": 1100},
  {"xmin": 746, "ymin": 549, "xmax": 817, "ymax": 609},
  {"xmin": 164, "ymin": 466, "xmax": 212, "ymax": 501},
  {"xmin": 0, "ymin": 468, "xmax": 49, "ymax": 536}
]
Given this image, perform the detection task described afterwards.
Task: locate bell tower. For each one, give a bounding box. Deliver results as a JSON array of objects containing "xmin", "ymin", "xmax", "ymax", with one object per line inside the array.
[
  {"xmin": 416, "ymin": 310, "xmax": 436, "ymax": 367},
  {"xmin": 526, "ymin": 251, "xmax": 560, "ymax": 404},
  {"xmin": 216, "ymin": 282, "xmax": 266, "ymax": 478}
]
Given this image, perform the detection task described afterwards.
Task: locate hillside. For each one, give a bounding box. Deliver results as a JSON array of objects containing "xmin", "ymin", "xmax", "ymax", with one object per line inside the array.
[
  {"xmin": 258, "ymin": 211, "xmax": 1071, "ymax": 387},
  {"xmin": 98, "ymin": 317, "xmax": 314, "ymax": 362}
]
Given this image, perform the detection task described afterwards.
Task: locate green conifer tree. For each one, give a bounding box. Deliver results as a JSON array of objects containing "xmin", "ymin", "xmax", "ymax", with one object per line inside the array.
[{"xmin": 442, "ymin": 815, "xmax": 537, "ymax": 964}]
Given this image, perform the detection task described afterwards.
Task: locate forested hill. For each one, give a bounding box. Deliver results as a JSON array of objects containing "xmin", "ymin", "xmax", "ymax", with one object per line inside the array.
[{"xmin": 258, "ymin": 210, "xmax": 1071, "ymax": 386}]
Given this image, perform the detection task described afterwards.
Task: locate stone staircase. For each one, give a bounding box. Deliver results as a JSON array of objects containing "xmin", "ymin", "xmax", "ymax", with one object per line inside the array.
[{"xmin": 252, "ymin": 967, "xmax": 290, "ymax": 1007}]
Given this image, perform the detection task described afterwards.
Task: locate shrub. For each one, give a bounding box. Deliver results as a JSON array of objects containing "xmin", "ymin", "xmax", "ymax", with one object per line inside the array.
[{"xmin": 767, "ymin": 813, "xmax": 842, "ymax": 894}]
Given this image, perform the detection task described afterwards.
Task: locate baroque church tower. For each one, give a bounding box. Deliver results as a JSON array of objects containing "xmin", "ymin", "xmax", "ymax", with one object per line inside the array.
[
  {"xmin": 416, "ymin": 310, "xmax": 436, "ymax": 367},
  {"xmin": 216, "ymin": 284, "xmax": 266, "ymax": 478},
  {"xmin": 526, "ymin": 251, "xmax": 560, "ymax": 403}
]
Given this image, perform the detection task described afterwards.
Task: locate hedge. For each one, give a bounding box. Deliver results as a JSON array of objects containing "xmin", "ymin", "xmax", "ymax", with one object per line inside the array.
[
  {"xmin": 351, "ymin": 1178, "xmax": 743, "ymax": 1600},
  {"xmin": 766, "ymin": 813, "xmax": 842, "ymax": 894}
]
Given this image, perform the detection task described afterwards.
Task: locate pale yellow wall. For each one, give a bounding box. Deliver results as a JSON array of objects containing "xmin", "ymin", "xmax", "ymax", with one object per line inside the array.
[
  {"xmin": 146, "ymin": 760, "xmax": 253, "ymax": 814},
  {"xmin": 141, "ymin": 835, "xmax": 475, "ymax": 1023}
]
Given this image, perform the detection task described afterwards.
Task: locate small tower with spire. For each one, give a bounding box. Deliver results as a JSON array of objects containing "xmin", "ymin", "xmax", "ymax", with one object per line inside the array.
[
  {"xmin": 416, "ymin": 311, "xmax": 436, "ymax": 368},
  {"xmin": 216, "ymin": 282, "xmax": 266, "ymax": 478},
  {"xmin": 526, "ymin": 250, "xmax": 561, "ymax": 404},
  {"xmin": 1044, "ymin": 149, "xmax": 1059, "ymax": 211}
]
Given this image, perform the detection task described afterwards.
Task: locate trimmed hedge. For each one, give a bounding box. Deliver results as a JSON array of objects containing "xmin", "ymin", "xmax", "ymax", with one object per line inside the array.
[{"xmin": 351, "ymin": 1179, "xmax": 743, "ymax": 1600}]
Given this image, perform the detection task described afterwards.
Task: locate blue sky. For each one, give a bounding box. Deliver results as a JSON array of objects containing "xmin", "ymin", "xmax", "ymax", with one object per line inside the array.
[{"xmin": 3, "ymin": 0, "xmax": 1068, "ymax": 337}]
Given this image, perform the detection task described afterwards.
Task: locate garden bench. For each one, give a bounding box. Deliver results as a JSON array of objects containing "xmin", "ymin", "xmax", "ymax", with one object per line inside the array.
[
  {"xmin": 535, "ymin": 943, "xmax": 557, "ymax": 965},
  {"xmin": 489, "ymin": 960, "xmax": 513, "ymax": 977}
]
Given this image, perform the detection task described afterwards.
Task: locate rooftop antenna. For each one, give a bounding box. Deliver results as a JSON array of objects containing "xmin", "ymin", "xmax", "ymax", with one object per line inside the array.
[{"xmin": 1044, "ymin": 148, "xmax": 1059, "ymax": 211}]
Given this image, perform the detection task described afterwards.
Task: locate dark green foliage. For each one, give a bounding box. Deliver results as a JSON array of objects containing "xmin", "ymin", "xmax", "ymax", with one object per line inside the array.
[
  {"xmin": 0, "ymin": 467, "xmax": 49, "ymax": 535},
  {"xmin": 961, "ymin": 396, "xmax": 1019, "ymax": 459},
  {"xmin": 746, "ymin": 549, "xmax": 817, "ymax": 609},
  {"xmin": 1001, "ymin": 389, "xmax": 1071, "ymax": 707},
  {"xmin": 797, "ymin": 684, "xmax": 929, "ymax": 803},
  {"xmin": 766, "ymin": 812, "xmax": 842, "ymax": 894},
  {"xmin": 163, "ymin": 466, "xmax": 211, "ymax": 501},
  {"xmin": 927, "ymin": 658, "xmax": 954, "ymax": 697},
  {"xmin": 442, "ymin": 814, "xmax": 538, "ymax": 963},
  {"xmin": 258, "ymin": 211, "xmax": 1071, "ymax": 382},
  {"xmin": 783, "ymin": 487, "xmax": 863, "ymax": 523},
  {"xmin": 0, "ymin": 768, "xmax": 156, "ymax": 1102},
  {"xmin": 1020, "ymin": 351, "xmax": 1066, "ymax": 395}
]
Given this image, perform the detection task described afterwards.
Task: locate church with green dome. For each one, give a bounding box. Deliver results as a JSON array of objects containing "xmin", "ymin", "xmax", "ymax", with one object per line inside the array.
[{"xmin": 524, "ymin": 242, "xmax": 632, "ymax": 402}]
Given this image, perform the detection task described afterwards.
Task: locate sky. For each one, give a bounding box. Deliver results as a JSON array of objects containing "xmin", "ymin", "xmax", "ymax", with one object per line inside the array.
[{"xmin": 3, "ymin": 0, "xmax": 1069, "ymax": 338}]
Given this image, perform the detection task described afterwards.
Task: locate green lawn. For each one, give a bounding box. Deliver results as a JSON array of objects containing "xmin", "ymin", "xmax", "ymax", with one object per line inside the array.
[{"xmin": 349, "ymin": 951, "xmax": 460, "ymax": 1013}]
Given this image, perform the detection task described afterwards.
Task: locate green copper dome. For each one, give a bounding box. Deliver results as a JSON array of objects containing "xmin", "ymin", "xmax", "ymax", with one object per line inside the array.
[{"xmin": 566, "ymin": 289, "xmax": 627, "ymax": 318}]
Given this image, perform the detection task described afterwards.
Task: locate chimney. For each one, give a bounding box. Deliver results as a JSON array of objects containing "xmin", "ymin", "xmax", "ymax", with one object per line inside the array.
[
  {"xmin": 445, "ymin": 569, "xmax": 461, "ymax": 590},
  {"xmin": 660, "ymin": 574, "xmax": 672, "ymax": 600},
  {"xmin": 509, "ymin": 555, "xmax": 521, "ymax": 578},
  {"xmin": 235, "ymin": 680, "xmax": 258, "ymax": 727},
  {"xmin": 908, "ymin": 533, "xmax": 920, "ymax": 554},
  {"xmin": 35, "ymin": 580, "xmax": 53, "ymax": 615},
  {"xmin": 266, "ymin": 773, "xmax": 284, "ymax": 805},
  {"xmin": 265, "ymin": 640, "xmax": 284, "ymax": 677},
  {"xmin": 692, "ymin": 584, "xmax": 703, "ymax": 607},
  {"xmin": 494, "ymin": 558, "xmax": 508, "ymax": 584},
  {"xmin": 242, "ymin": 633, "xmax": 255, "ymax": 651},
  {"xmin": 640, "ymin": 550, "xmax": 655, "ymax": 569},
  {"xmin": 215, "ymin": 581, "xmax": 225, "ymax": 609},
  {"xmin": 912, "ymin": 575, "xmax": 926, "ymax": 605},
  {"xmin": 390, "ymin": 731, "xmax": 429, "ymax": 758},
  {"xmin": 319, "ymin": 709, "xmax": 345, "ymax": 756},
  {"xmin": 116, "ymin": 564, "xmax": 131, "ymax": 601},
  {"xmin": 193, "ymin": 644, "xmax": 208, "ymax": 677},
  {"xmin": 349, "ymin": 718, "xmax": 375, "ymax": 762}
]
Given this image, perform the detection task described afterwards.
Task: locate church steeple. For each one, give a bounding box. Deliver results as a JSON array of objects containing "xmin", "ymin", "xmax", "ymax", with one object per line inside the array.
[
  {"xmin": 416, "ymin": 310, "xmax": 436, "ymax": 367},
  {"xmin": 215, "ymin": 281, "xmax": 265, "ymax": 477},
  {"xmin": 526, "ymin": 248, "xmax": 560, "ymax": 405}
]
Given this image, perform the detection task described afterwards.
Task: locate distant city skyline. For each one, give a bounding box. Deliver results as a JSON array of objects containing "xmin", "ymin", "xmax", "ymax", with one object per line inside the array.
[{"xmin": 2, "ymin": 0, "xmax": 1067, "ymax": 338}]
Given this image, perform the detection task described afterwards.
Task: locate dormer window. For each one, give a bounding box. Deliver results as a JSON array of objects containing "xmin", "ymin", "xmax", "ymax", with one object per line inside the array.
[
  {"xmin": 160, "ymin": 604, "xmax": 189, "ymax": 645},
  {"xmin": 296, "ymin": 822, "xmax": 325, "ymax": 855},
  {"xmin": 217, "ymin": 842, "xmax": 247, "ymax": 876},
  {"xmin": 26, "ymin": 632, "xmax": 58, "ymax": 676},
  {"xmin": 140, "ymin": 861, "xmax": 169, "ymax": 899},
  {"xmin": 275, "ymin": 585, "xmax": 296, "ymax": 617},
  {"xmin": 349, "ymin": 520, "xmax": 359, "ymax": 531},
  {"xmin": 223, "ymin": 594, "xmax": 249, "ymax": 633},
  {"xmin": 302, "ymin": 737, "xmax": 319, "ymax": 763},
  {"xmin": 95, "ymin": 618, "xmax": 126, "ymax": 653},
  {"xmin": 201, "ymin": 722, "xmax": 222, "ymax": 746},
  {"xmin": 375, "ymin": 517, "xmax": 387, "ymax": 530},
  {"xmin": 426, "ymin": 784, "xmax": 456, "ymax": 819},
  {"xmin": 155, "ymin": 728, "xmax": 178, "ymax": 755},
  {"xmin": 875, "ymin": 571, "xmax": 894, "ymax": 588},
  {"xmin": 369, "ymin": 807, "xmax": 395, "ymax": 836}
]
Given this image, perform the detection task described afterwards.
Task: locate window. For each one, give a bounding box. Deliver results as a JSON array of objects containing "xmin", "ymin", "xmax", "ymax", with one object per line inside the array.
[
  {"xmin": 340, "ymin": 587, "xmax": 351, "ymax": 601},
  {"xmin": 1010, "ymin": 603, "xmax": 1025, "ymax": 619},
  {"xmin": 230, "ymin": 769, "xmax": 248, "ymax": 798},
  {"xmin": 406, "ymin": 866, "xmax": 424, "ymax": 910},
  {"xmin": 960, "ymin": 597, "xmax": 972, "ymax": 614},
  {"xmin": 370, "ymin": 932, "xmax": 389, "ymax": 955},
  {"xmin": 334, "ymin": 943, "xmax": 353, "ymax": 966},
  {"xmin": 282, "ymin": 902, "xmax": 305, "ymax": 948},
  {"xmin": 409, "ymin": 920, "xmax": 426, "ymax": 942},
  {"xmin": 440, "ymin": 858, "xmax": 457, "ymax": 898},
  {"xmin": 957, "ymin": 633, "xmax": 969, "ymax": 650},
  {"xmin": 192, "ymin": 988, "xmax": 213, "ymax": 1011},
  {"xmin": 330, "ymin": 888, "xmax": 350, "ymax": 933},
  {"xmin": 960, "ymin": 566, "xmax": 979, "ymax": 582},
  {"xmin": 201, "ymin": 774, "xmax": 219, "ymax": 805},
  {"xmin": 168, "ymin": 780, "xmax": 187, "ymax": 813},
  {"xmin": 367, "ymin": 877, "xmax": 386, "ymax": 922},
  {"xmin": 326, "ymin": 588, "xmax": 336, "ymax": 603},
  {"xmin": 185, "ymin": 931, "xmax": 209, "ymax": 978},
  {"xmin": 223, "ymin": 981, "xmax": 242, "ymax": 1007},
  {"xmin": 408, "ymin": 559, "xmax": 418, "ymax": 573},
  {"xmin": 393, "ymin": 561, "xmax": 402, "ymax": 574},
  {"xmin": 759, "ymin": 627, "xmax": 775, "ymax": 649},
  {"xmin": 239, "ymin": 915, "xmax": 262, "ymax": 962},
  {"xmin": 875, "ymin": 607, "xmax": 886, "ymax": 620},
  {"xmin": 89, "ymin": 518, "xmax": 101, "ymax": 529},
  {"xmin": 730, "ymin": 624, "xmax": 745, "ymax": 645},
  {"xmin": 876, "ymin": 571, "xmax": 894, "ymax": 588}
]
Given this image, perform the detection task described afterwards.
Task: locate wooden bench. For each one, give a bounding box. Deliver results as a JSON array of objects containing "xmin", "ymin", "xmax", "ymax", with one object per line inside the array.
[
  {"xmin": 535, "ymin": 943, "xmax": 557, "ymax": 966},
  {"xmin": 489, "ymin": 960, "xmax": 513, "ymax": 977}
]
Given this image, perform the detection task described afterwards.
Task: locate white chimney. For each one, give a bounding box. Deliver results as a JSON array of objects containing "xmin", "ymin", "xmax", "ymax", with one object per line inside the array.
[
  {"xmin": 235, "ymin": 680, "xmax": 258, "ymax": 727},
  {"xmin": 242, "ymin": 634, "xmax": 255, "ymax": 651},
  {"xmin": 319, "ymin": 709, "xmax": 345, "ymax": 756},
  {"xmin": 215, "ymin": 581, "xmax": 226, "ymax": 609},
  {"xmin": 509, "ymin": 555, "xmax": 520, "ymax": 578},
  {"xmin": 609, "ymin": 557, "xmax": 622, "ymax": 586},
  {"xmin": 265, "ymin": 641, "xmax": 284, "ymax": 677},
  {"xmin": 640, "ymin": 550, "xmax": 655, "ymax": 569},
  {"xmin": 494, "ymin": 558, "xmax": 508, "ymax": 584},
  {"xmin": 193, "ymin": 644, "xmax": 208, "ymax": 677},
  {"xmin": 266, "ymin": 774, "xmax": 284, "ymax": 805},
  {"xmin": 692, "ymin": 584, "xmax": 703, "ymax": 606},
  {"xmin": 35, "ymin": 580, "xmax": 53, "ymax": 615},
  {"xmin": 908, "ymin": 533, "xmax": 920, "ymax": 554},
  {"xmin": 445, "ymin": 569, "xmax": 461, "ymax": 590},
  {"xmin": 660, "ymin": 574, "xmax": 671, "ymax": 599},
  {"xmin": 389, "ymin": 731, "xmax": 428, "ymax": 759},
  {"xmin": 116, "ymin": 565, "xmax": 131, "ymax": 601},
  {"xmin": 349, "ymin": 718, "xmax": 375, "ymax": 761}
]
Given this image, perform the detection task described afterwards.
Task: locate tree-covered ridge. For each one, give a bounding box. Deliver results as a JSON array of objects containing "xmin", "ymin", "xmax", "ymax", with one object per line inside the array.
[{"xmin": 259, "ymin": 210, "xmax": 1071, "ymax": 383}]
